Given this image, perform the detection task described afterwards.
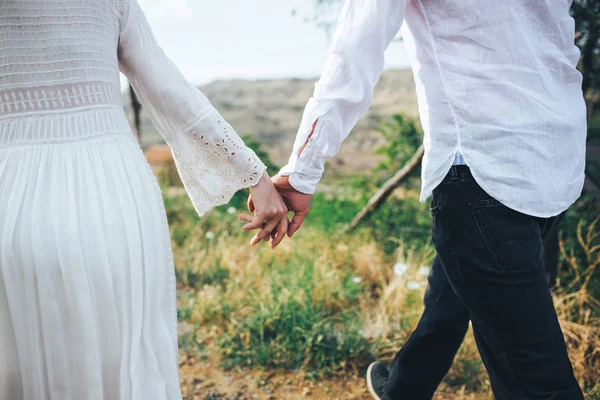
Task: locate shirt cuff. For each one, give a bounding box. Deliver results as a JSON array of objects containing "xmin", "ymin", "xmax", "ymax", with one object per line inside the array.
[{"xmin": 279, "ymin": 162, "xmax": 322, "ymax": 195}]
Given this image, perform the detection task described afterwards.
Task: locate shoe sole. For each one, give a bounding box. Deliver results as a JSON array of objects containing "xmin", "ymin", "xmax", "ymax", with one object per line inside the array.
[{"xmin": 366, "ymin": 362, "xmax": 382, "ymax": 400}]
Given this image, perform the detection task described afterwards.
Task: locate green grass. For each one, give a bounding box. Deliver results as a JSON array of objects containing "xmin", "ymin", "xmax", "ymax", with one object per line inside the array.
[{"xmin": 165, "ymin": 178, "xmax": 599, "ymax": 397}]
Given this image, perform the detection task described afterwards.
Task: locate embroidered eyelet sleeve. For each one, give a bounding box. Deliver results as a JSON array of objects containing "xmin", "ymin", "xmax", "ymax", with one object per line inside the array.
[
  {"xmin": 117, "ymin": 0, "xmax": 265, "ymax": 216},
  {"xmin": 278, "ymin": 0, "xmax": 407, "ymax": 194}
]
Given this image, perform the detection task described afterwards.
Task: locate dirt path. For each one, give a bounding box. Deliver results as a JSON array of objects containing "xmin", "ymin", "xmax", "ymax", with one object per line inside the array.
[
  {"xmin": 179, "ymin": 353, "xmax": 371, "ymax": 400},
  {"xmin": 178, "ymin": 353, "xmax": 484, "ymax": 400}
]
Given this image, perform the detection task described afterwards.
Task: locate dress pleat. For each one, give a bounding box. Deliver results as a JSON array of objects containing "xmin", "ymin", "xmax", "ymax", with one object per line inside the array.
[{"xmin": 0, "ymin": 135, "xmax": 181, "ymax": 400}]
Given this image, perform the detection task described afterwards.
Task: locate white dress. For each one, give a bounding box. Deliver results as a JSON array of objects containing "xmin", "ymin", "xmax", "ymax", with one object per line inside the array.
[{"xmin": 0, "ymin": 1, "xmax": 265, "ymax": 399}]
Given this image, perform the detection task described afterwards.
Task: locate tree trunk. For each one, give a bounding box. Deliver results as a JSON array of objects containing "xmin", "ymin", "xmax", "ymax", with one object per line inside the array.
[
  {"xmin": 344, "ymin": 145, "xmax": 424, "ymax": 233},
  {"xmin": 129, "ymin": 84, "xmax": 142, "ymax": 142}
]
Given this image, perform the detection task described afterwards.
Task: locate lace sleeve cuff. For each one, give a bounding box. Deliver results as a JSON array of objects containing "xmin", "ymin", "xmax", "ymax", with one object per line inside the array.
[{"xmin": 169, "ymin": 107, "xmax": 266, "ymax": 216}]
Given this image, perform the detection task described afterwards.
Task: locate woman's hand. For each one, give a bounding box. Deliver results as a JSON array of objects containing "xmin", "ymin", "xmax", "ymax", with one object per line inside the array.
[{"xmin": 238, "ymin": 171, "xmax": 289, "ymax": 248}]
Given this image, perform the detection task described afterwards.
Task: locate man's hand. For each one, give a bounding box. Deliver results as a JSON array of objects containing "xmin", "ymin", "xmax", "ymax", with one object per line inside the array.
[{"xmin": 271, "ymin": 175, "xmax": 312, "ymax": 237}]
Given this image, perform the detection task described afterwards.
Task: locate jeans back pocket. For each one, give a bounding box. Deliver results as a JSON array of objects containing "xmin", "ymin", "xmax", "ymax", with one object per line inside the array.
[{"xmin": 469, "ymin": 198, "xmax": 544, "ymax": 272}]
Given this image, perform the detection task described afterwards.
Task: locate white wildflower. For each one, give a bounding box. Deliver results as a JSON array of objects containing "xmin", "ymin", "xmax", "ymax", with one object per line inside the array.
[
  {"xmin": 205, "ymin": 231, "xmax": 215, "ymax": 240},
  {"xmin": 406, "ymin": 281, "xmax": 425, "ymax": 290},
  {"xmin": 393, "ymin": 262, "xmax": 408, "ymax": 276},
  {"xmin": 227, "ymin": 207, "xmax": 237, "ymax": 215},
  {"xmin": 418, "ymin": 266, "xmax": 431, "ymax": 277},
  {"xmin": 351, "ymin": 276, "xmax": 362, "ymax": 284}
]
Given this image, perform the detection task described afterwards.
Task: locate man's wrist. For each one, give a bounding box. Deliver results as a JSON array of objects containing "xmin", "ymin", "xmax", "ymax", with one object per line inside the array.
[
  {"xmin": 287, "ymin": 172, "xmax": 317, "ymax": 195},
  {"xmin": 279, "ymin": 162, "xmax": 321, "ymax": 195}
]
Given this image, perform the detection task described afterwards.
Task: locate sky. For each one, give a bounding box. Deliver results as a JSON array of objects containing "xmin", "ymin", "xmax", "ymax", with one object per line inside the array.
[{"xmin": 122, "ymin": 0, "xmax": 410, "ymax": 87}]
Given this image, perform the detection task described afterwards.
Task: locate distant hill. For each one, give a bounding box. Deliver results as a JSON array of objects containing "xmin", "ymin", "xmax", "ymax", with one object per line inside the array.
[{"xmin": 124, "ymin": 69, "xmax": 418, "ymax": 173}]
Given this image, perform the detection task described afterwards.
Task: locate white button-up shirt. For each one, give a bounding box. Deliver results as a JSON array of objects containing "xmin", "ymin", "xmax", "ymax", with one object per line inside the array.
[{"xmin": 279, "ymin": 0, "xmax": 587, "ymax": 218}]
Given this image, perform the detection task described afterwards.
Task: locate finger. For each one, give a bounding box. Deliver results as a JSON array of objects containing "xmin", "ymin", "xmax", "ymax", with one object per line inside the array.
[
  {"xmin": 251, "ymin": 217, "xmax": 280, "ymax": 246},
  {"xmin": 271, "ymin": 218, "xmax": 289, "ymax": 248},
  {"xmin": 252, "ymin": 231, "xmax": 269, "ymax": 246},
  {"xmin": 247, "ymin": 195, "xmax": 255, "ymax": 213},
  {"xmin": 261, "ymin": 230, "xmax": 276, "ymax": 244},
  {"xmin": 266, "ymin": 227, "xmax": 277, "ymax": 242},
  {"xmin": 269, "ymin": 224, "xmax": 282, "ymax": 249},
  {"xmin": 271, "ymin": 217, "xmax": 289, "ymax": 248},
  {"xmin": 238, "ymin": 213, "xmax": 254, "ymax": 223},
  {"xmin": 288, "ymin": 213, "xmax": 307, "ymax": 237},
  {"xmin": 251, "ymin": 231, "xmax": 263, "ymax": 246},
  {"xmin": 242, "ymin": 215, "xmax": 265, "ymax": 231},
  {"xmin": 251, "ymin": 219, "xmax": 279, "ymax": 246}
]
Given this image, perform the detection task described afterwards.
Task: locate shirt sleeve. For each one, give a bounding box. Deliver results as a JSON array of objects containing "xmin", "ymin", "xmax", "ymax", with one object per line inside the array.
[
  {"xmin": 278, "ymin": 0, "xmax": 407, "ymax": 194},
  {"xmin": 117, "ymin": 0, "xmax": 266, "ymax": 216}
]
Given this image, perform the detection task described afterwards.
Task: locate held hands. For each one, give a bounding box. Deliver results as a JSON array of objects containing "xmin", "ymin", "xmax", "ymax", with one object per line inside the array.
[
  {"xmin": 240, "ymin": 174, "xmax": 313, "ymax": 249},
  {"xmin": 240, "ymin": 120, "xmax": 315, "ymax": 248},
  {"xmin": 238, "ymin": 171, "xmax": 289, "ymax": 248}
]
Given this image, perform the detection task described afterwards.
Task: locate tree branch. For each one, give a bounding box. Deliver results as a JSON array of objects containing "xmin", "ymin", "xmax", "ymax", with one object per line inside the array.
[{"xmin": 344, "ymin": 145, "xmax": 424, "ymax": 233}]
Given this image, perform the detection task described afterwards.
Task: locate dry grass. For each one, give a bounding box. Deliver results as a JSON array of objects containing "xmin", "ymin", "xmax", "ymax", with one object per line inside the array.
[
  {"xmin": 556, "ymin": 216, "xmax": 600, "ymax": 397},
  {"xmin": 168, "ymin": 191, "xmax": 600, "ymax": 399}
]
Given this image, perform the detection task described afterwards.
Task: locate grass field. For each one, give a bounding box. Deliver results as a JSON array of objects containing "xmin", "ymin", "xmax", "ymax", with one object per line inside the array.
[{"xmin": 162, "ymin": 175, "xmax": 600, "ymax": 400}]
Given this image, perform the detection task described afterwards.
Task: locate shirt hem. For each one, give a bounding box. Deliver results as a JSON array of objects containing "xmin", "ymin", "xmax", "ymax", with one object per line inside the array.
[{"xmin": 420, "ymin": 161, "xmax": 584, "ymax": 218}]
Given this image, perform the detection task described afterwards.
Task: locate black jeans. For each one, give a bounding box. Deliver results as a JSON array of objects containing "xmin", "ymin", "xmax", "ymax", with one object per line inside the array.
[{"xmin": 385, "ymin": 166, "xmax": 583, "ymax": 400}]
